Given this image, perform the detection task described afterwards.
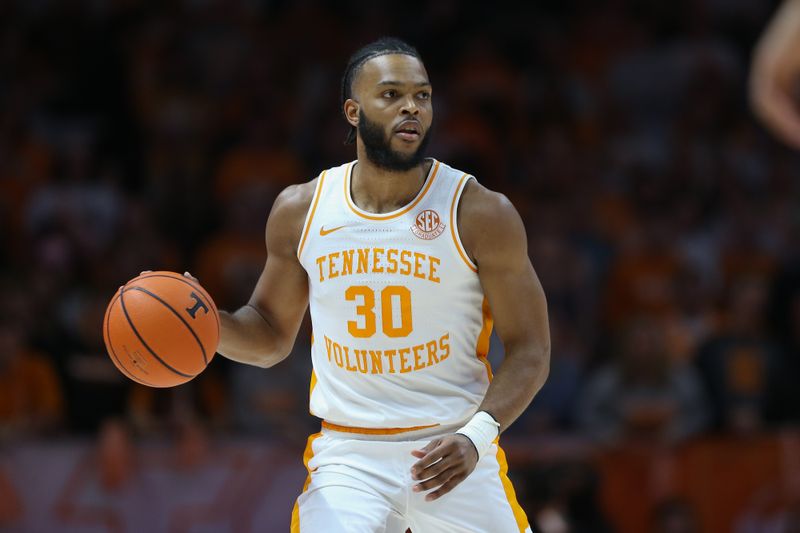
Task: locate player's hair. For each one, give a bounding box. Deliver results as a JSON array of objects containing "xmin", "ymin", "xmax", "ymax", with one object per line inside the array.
[{"xmin": 340, "ymin": 37, "xmax": 423, "ymax": 145}]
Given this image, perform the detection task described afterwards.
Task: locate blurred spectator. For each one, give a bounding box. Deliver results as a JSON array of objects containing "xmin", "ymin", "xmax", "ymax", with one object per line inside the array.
[
  {"xmin": 695, "ymin": 275, "xmax": 789, "ymax": 434},
  {"xmin": 53, "ymin": 288, "xmax": 131, "ymax": 434},
  {"xmin": 229, "ymin": 324, "xmax": 316, "ymax": 445},
  {"xmin": 651, "ymin": 497, "xmax": 700, "ymax": 533},
  {"xmin": 603, "ymin": 218, "xmax": 684, "ymax": 328},
  {"xmin": 518, "ymin": 460, "xmax": 613, "ymax": 533},
  {"xmin": 576, "ymin": 316, "xmax": 709, "ymax": 446},
  {"xmin": 193, "ymin": 181, "xmax": 276, "ymax": 310},
  {"xmin": 0, "ymin": 313, "xmax": 63, "ymax": 440},
  {"xmin": 128, "ymin": 368, "xmax": 229, "ymax": 437}
]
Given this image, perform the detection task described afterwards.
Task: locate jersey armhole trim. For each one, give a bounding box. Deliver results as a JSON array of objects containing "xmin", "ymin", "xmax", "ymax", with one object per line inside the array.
[
  {"xmin": 450, "ymin": 174, "xmax": 478, "ymax": 272},
  {"xmin": 296, "ymin": 170, "xmax": 327, "ymax": 260}
]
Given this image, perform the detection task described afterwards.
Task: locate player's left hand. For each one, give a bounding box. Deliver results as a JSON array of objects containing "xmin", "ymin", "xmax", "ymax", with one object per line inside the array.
[{"xmin": 410, "ymin": 434, "xmax": 478, "ymax": 501}]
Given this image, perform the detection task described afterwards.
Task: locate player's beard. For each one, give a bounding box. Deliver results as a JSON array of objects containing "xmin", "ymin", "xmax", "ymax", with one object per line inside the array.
[{"xmin": 358, "ymin": 109, "xmax": 431, "ymax": 172}]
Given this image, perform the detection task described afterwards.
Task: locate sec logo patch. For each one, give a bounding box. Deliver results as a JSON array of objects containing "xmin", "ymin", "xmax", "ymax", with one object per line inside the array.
[{"xmin": 411, "ymin": 209, "xmax": 446, "ymax": 240}]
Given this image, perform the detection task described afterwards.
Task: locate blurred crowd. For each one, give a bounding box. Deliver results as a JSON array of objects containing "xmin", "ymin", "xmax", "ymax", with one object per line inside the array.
[{"xmin": 2, "ymin": 0, "xmax": 800, "ymax": 530}]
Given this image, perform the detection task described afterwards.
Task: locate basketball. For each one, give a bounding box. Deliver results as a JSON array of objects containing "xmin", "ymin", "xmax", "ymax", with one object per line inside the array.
[{"xmin": 102, "ymin": 271, "xmax": 220, "ymax": 388}]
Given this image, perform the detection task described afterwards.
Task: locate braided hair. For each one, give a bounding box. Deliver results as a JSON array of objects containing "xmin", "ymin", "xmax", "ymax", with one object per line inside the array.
[{"xmin": 340, "ymin": 37, "xmax": 422, "ymax": 144}]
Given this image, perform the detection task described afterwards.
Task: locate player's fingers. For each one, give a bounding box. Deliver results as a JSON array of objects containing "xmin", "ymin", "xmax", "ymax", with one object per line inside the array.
[
  {"xmin": 424, "ymin": 473, "xmax": 466, "ymax": 502},
  {"xmin": 410, "ymin": 439, "xmax": 440, "ymax": 461},
  {"xmin": 183, "ymin": 271, "xmax": 199, "ymax": 282},
  {"xmin": 411, "ymin": 443, "xmax": 447, "ymax": 472},
  {"xmin": 413, "ymin": 455, "xmax": 452, "ymax": 481},
  {"xmin": 413, "ymin": 465, "xmax": 456, "ymax": 492},
  {"xmin": 139, "ymin": 270, "xmax": 152, "ymax": 275}
]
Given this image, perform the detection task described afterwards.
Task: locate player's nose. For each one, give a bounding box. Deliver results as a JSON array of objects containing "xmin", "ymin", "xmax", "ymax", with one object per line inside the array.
[{"xmin": 400, "ymin": 96, "xmax": 419, "ymax": 115}]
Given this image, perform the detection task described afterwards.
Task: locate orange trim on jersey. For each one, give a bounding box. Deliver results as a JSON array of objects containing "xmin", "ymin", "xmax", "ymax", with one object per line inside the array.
[
  {"xmin": 290, "ymin": 432, "xmax": 323, "ymax": 533},
  {"xmin": 477, "ymin": 297, "xmax": 494, "ymax": 381},
  {"xmin": 496, "ymin": 443, "xmax": 531, "ymax": 532},
  {"xmin": 321, "ymin": 420, "xmax": 440, "ymax": 435},
  {"xmin": 297, "ymin": 171, "xmax": 327, "ymax": 259},
  {"xmin": 450, "ymin": 174, "xmax": 478, "ymax": 272},
  {"xmin": 344, "ymin": 160, "xmax": 441, "ymax": 220},
  {"xmin": 308, "ymin": 370, "xmax": 317, "ymax": 405}
]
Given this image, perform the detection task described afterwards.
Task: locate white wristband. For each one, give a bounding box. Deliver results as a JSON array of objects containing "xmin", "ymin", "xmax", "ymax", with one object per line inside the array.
[{"xmin": 455, "ymin": 411, "xmax": 500, "ymax": 460}]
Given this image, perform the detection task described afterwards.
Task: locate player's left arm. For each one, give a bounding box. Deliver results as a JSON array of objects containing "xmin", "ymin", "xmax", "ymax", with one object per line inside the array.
[
  {"xmin": 465, "ymin": 183, "xmax": 551, "ymax": 430},
  {"xmin": 411, "ymin": 180, "xmax": 550, "ymax": 500}
]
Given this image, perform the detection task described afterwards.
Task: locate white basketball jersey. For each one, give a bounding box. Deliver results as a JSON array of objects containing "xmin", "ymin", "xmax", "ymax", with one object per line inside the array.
[{"xmin": 297, "ymin": 159, "xmax": 492, "ymax": 431}]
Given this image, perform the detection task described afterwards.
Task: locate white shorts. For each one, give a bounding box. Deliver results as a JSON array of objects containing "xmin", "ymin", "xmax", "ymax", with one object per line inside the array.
[{"xmin": 290, "ymin": 430, "xmax": 532, "ymax": 533}]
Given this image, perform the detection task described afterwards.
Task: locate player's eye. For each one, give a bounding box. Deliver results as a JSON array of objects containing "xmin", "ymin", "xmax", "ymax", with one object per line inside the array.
[
  {"xmin": 417, "ymin": 91, "xmax": 431, "ymax": 100},
  {"xmin": 382, "ymin": 90, "xmax": 397, "ymax": 98}
]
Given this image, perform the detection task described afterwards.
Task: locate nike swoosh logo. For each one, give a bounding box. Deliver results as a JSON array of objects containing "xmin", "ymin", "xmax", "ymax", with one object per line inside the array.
[{"xmin": 320, "ymin": 225, "xmax": 348, "ymax": 236}]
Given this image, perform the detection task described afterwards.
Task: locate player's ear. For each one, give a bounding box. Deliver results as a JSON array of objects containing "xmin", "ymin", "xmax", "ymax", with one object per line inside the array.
[{"xmin": 344, "ymin": 99, "xmax": 360, "ymax": 128}]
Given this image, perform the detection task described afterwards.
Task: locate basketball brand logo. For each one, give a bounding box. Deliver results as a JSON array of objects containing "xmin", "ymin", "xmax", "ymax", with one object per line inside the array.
[{"xmin": 411, "ymin": 209, "xmax": 446, "ymax": 240}]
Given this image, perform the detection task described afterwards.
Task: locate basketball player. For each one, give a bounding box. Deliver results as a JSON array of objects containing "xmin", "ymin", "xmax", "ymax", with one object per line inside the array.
[
  {"xmin": 214, "ymin": 38, "xmax": 550, "ymax": 532},
  {"xmin": 750, "ymin": 0, "xmax": 800, "ymax": 150}
]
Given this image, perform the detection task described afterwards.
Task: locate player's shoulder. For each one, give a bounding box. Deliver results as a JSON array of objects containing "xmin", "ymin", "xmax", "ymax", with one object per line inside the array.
[
  {"xmin": 270, "ymin": 174, "xmax": 322, "ymax": 223},
  {"xmin": 273, "ymin": 160, "xmax": 352, "ymax": 210},
  {"xmin": 455, "ymin": 175, "xmax": 526, "ymax": 263},
  {"xmin": 265, "ymin": 174, "xmax": 323, "ymax": 252},
  {"xmin": 432, "ymin": 160, "xmax": 514, "ymax": 217},
  {"xmin": 459, "ymin": 178, "xmax": 518, "ymax": 224}
]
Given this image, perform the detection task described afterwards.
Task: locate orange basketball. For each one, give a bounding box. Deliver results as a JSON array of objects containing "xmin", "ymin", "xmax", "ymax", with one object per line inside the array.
[{"xmin": 102, "ymin": 271, "xmax": 220, "ymax": 388}]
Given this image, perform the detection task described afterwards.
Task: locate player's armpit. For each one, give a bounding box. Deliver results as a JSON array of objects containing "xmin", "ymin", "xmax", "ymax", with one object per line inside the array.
[{"xmin": 217, "ymin": 181, "xmax": 316, "ymax": 367}]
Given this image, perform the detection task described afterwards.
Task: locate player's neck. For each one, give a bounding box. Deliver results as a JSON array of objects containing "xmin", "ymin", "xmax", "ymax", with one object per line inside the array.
[{"xmin": 350, "ymin": 154, "xmax": 432, "ymax": 214}]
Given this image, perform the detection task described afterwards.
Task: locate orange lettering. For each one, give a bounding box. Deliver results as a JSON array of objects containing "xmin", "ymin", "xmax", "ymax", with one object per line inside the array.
[
  {"xmin": 333, "ymin": 342, "xmax": 344, "ymax": 367},
  {"xmin": 386, "ymin": 249, "xmax": 399, "ymax": 274},
  {"xmin": 342, "ymin": 249, "xmax": 354, "ymax": 276},
  {"xmin": 343, "ymin": 346, "xmax": 356, "ymax": 372},
  {"xmin": 428, "ymin": 256, "xmax": 441, "ymax": 283},
  {"xmin": 426, "ymin": 340, "xmax": 439, "ymax": 366},
  {"xmin": 413, "ymin": 252, "xmax": 426, "ymax": 279},
  {"xmin": 316, "ymin": 256, "xmax": 326, "ymax": 283},
  {"xmin": 399, "ymin": 250, "xmax": 412, "ymax": 275},
  {"xmin": 369, "ymin": 350, "xmax": 383, "ymax": 374},
  {"xmin": 398, "ymin": 348, "xmax": 412, "ymax": 373},
  {"xmin": 384, "ymin": 349, "xmax": 397, "ymax": 373},
  {"xmin": 328, "ymin": 251, "xmax": 340, "ymax": 279},
  {"xmin": 412, "ymin": 343, "xmax": 426, "ymax": 371},
  {"xmin": 381, "ymin": 286, "xmax": 413, "ymax": 337},
  {"xmin": 357, "ymin": 248, "xmax": 369, "ymax": 273},
  {"xmin": 345, "ymin": 286, "xmax": 376, "ymax": 338},
  {"xmin": 372, "ymin": 247, "xmax": 385, "ymax": 273},
  {"xmin": 324, "ymin": 335, "xmax": 333, "ymax": 361},
  {"xmin": 439, "ymin": 333, "xmax": 450, "ymax": 361},
  {"xmin": 354, "ymin": 349, "xmax": 369, "ymax": 373}
]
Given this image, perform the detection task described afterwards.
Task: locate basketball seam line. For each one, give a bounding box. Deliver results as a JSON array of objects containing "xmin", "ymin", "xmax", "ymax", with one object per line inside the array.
[
  {"xmin": 119, "ymin": 288, "xmax": 196, "ymax": 378},
  {"xmin": 127, "ymin": 285, "xmax": 209, "ymax": 365},
  {"xmin": 105, "ymin": 292, "xmax": 158, "ymax": 387}
]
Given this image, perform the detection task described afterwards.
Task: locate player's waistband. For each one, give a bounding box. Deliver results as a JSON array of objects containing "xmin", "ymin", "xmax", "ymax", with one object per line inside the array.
[{"xmin": 320, "ymin": 420, "xmax": 465, "ymax": 441}]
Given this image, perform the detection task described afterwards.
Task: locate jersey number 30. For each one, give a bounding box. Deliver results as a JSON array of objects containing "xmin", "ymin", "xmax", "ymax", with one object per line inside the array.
[{"xmin": 345, "ymin": 285, "xmax": 412, "ymax": 338}]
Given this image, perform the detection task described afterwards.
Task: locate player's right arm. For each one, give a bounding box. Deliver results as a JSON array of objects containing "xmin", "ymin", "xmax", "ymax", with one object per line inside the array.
[{"xmin": 216, "ymin": 180, "xmax": 315, "ymax": 367}]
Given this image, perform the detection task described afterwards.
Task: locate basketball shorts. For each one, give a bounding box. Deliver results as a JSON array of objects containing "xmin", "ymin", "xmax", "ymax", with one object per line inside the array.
[{"xmin": 290, "ymin": 429, "xmax": 532, "ymax": 532}]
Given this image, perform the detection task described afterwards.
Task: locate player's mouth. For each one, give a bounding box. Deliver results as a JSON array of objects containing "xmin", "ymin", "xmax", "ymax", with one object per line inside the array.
[{"xmin": 394, "ymin": 120, "xmax": 422, "ymax": 142}]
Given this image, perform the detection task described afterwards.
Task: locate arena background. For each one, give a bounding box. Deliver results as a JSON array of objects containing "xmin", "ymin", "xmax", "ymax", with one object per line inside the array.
[{"xmin": 2, "ymin": 0, "xmax": 800, "ymax": 531}]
